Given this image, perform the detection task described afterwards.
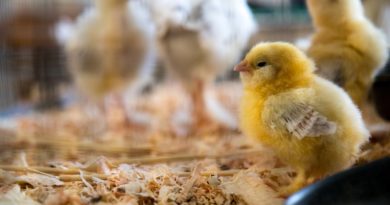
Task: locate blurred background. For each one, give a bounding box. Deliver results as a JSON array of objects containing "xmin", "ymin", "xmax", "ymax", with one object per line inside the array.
[
  {"xmin": 0, "ymin": 2, "xmax": 389, "ymax": 204},
  {"xmin": 0, "ymin": 0, "xmax": 389, "ymax": 115}
]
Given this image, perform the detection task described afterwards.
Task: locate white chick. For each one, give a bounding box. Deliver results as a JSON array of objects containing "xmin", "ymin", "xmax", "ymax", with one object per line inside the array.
[
  {"xmin": 65, "ymin": 0, "xmax": 155, "ymax": 126},
  {"xmin": 147, "ymin": 0, "xmax": 257, "ymax": 130}
]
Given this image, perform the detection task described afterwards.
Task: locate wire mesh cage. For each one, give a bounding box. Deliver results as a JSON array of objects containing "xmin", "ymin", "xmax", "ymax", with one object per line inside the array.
[
  {"xmin": 0, "ymin": 1, "xmax": 389, "ymax": 205},
  {"xmin": 0, "ymin": 0, "xmax": 90, "ymax": 113},
  {"xmin": 0, "ymin": 0, "xmax": 309, "ymax": 113}
]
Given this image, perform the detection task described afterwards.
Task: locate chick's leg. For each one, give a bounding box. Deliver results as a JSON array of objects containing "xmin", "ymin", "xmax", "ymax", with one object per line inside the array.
[
  {"xmin": 190, "ymin": 79, "xmax": 209, "ymax": 128},
  {"xmin": 279, "ymin": 170, "xmax": 308, "ymax": 197},
  {"xmin": 81, "ymin": 99, "xmax": 107, "ymax": 136},
  {"xmin": 104, "ymin": 93, "xmax": 131, "ymax": 130}
]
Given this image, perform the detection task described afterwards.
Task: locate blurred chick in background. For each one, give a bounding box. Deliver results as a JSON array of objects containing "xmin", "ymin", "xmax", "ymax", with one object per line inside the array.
[
  {"xmin": 306, "ymin": 0, "xmax": 388, "ymax": 109},
  {"xmin": 147, "ymin": 0, "xmax": 256, "ymax": 131},
  {"xmin": 64, "ymin": 0, "xmax": 155, "ymax": 126},
  {"xmin": 237, "ymin": 42, "xmax": 369, "ymax": 196}
]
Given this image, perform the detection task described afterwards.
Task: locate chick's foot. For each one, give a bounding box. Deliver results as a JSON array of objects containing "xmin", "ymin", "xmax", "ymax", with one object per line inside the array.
[{"xmin": 278, "ymin": 171, "xmax": 308, "ymax": 198}]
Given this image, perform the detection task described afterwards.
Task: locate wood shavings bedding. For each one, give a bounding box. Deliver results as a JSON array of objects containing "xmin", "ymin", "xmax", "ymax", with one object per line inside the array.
[
  {"xmin": 0, "ymin": 82, "xmax": 389, "ymax": 204},
  {"xmin": 2, "ymin": 161, "xmax": 287, "ymax": 205}
]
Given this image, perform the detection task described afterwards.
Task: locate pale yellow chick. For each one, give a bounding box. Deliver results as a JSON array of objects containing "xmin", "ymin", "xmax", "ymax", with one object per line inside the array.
[
  {"xmin": 236, "ymin": 42, "xmax": 369, "ymax": 196},
  {"xmin": 66, "ymin": 0, "xmax": 154, "ymax": 99},
  {"xmin": 307, "ymin": 0, "xmax": 388, "ymax": 108},
  {"xmin": 65, "ymin": 0, "xmax": 155, "ymax": 127}
]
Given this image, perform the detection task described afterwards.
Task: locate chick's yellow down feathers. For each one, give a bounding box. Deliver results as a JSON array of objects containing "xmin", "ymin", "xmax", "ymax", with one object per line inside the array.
[
  {"xmin": 236, "ymin": 42, "xmax": 369, "ymax": 195},
  {"xmin": 307, "ymin": 0, "xmax": 388, "ymax": 108}
]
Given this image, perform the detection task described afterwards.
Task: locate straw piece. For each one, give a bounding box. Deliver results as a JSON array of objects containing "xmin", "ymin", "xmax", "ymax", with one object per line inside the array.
[
  {"xmin": 0, "ymin": 165, "xmax": 82, "ymax": 175},
  {"xmin": 59, "ymin": 174, "xmax": 108, "ymax": 182},
  {"xmin": 0, "ymin": 139, "xmax": 152, "ymax": 155},
  {"xmin": 115, "ymin": 149, "xmax": 263, "ymax": 165}
]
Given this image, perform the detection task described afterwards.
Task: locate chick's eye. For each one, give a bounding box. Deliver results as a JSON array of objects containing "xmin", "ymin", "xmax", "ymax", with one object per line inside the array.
[{"xmin": 256, "ymin": 61, "xmax": 267, "ymax": 68}]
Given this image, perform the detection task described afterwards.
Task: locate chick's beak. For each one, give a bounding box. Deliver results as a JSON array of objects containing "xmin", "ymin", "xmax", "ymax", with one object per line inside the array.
[{"xmin": 234, "ymin": 61, "xmax": 251, "ymax": 72}]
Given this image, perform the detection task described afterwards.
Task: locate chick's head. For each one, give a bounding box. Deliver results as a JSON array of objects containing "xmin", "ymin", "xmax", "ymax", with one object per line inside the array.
[{"xmin": 235, "ymin": 42, "xmax": 314, "ymax": 91}]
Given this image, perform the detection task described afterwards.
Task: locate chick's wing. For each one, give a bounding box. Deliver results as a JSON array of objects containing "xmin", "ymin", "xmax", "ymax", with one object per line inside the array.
[
  {"xmin": 280, "ymin": 103, "xmax": 337, "ymax": 140},
  {"xmin": 263, "ymin": 88, "xmax": 337, "ymax": 140}
]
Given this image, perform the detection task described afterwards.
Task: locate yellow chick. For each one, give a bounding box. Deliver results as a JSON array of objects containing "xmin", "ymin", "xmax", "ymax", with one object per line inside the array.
[
  {"xmin": 236, "ymin": 42, "xmax": 369, "ymax": 196},
  {"xmin": 307, "ymin": 0, "xmax": 388, "ymax": 108}
]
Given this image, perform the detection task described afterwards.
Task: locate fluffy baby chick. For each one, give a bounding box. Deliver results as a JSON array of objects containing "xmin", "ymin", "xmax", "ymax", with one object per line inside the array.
[
  {"xmin": 307, "ymin": 0, "xmax": 388, "ymax": 108},
  {"xmin": 236, "ymin": 42, "xmax": 369, "ymax": 196},
  {"xmin": 147, "ymin": 0, "xmax": 256, "ymax": 129},
  {"xmin": 66, "ymin": 0, "xmax": 155, "ymax": 124}
]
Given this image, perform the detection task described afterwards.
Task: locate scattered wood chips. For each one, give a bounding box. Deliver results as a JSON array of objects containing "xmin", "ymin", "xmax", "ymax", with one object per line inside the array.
[{"xmin": 0, "ymin": 82, "xmax": 389, "ymax": 204}]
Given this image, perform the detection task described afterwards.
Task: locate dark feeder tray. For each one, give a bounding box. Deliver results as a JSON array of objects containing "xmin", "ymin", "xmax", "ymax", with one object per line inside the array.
[
  {"xmin": 285, "ymin": 157, "xmax": 390, "ymax": 205},
  {"xmin": 372, "ymin": 51, "xmax": 390, "ymax": 121}
]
